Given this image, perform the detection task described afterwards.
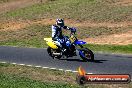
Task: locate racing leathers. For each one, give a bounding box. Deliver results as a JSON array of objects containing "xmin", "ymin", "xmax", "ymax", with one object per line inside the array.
[{"xmin": 51, "ymin": 25, "xmax": 71, "ymax": 48}]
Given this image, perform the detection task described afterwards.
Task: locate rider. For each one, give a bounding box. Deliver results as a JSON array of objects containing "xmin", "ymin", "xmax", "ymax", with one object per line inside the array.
[{"xmin": 52, "ymin": 19, "xmax": 76, "ymax": 52}]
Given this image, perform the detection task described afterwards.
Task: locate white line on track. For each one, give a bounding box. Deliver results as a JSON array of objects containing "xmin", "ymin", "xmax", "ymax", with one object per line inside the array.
[
  {"xmin": 42, "ymin": 67, "xmax": 49, "ymax": 69},
  {"xmin": 50, "ymin": 68, "xmax": 56, "ymax": 70},
  {"xmin": 26, "ymin": 65, "xmax": 32, "ymax": 67},
  {"xmin": 0, "ymin": 61, "xmax": 93, "ymax": 74},
  {"xmin": 12, "ymin": 63, "xmax": 17, "ymax": 65},
  {"xmin": 58, "ymin": 69, "xmax": 64, "ymax": 71},
  {"xmin": 1, "ymin": 61, "xmax": 132, "ymax": 81},
  {"xmin": 35, "ymin": 66, "xmax": 42, "ymax": 68},
  {"xmin": 18, "ymin": 64, "xmax": 25, "ymax": 66},
  {"xmin": 65, "ymin": 70, "xmax": 72, "ymax": 72}
]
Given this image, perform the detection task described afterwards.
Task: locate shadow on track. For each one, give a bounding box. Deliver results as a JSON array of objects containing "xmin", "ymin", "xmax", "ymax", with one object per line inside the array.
[
  {"xmin": 103, "ymin": 54, "xmax": 132, "ymax": 59},
  {"xmin": 90, "ymin": 60, "xmax": 108, "ymax": 63},
  {"xmin": 60, "ymin": 58, "xmax": 107, "ymax": 63}
]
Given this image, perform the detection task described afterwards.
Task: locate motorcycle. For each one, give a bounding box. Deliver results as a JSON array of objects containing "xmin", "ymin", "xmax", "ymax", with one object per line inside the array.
[{"xmin": 44, "ymin": 28, "xmax": 94, "ymax": 61}]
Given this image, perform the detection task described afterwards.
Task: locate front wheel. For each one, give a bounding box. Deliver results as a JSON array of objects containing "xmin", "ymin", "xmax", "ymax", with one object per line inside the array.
[{"xmin": 79, "ymin": 48, "xmax": 94, "ymax": 61}]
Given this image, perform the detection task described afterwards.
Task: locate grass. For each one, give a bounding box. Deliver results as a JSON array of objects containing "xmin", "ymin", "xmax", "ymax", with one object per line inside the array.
[
  {"xmin": 0, "ymin": 0, "xmax": 132, "ymax": 87},
  {"xmin": 0, "ymin": 62, "xmax": 132, "ymax": 88},
  {"xmin": 0, "ymin": 0, "xmax": 132, "ymax": 54},
  {"xmin": 77, "ymin": 26, "xmax": 132, "ymax": 38},
  {"xmin": 0, "ymin": 0, "xmax": 132, "ymax": 22},
  {"xmin": 85, "ymin": 44, "xmax": 132, "ymax": 54},
  {"xmin": 0, "ymin": 63, "xmax": 76, "ymax": 84},
  {"xmin": 0, "ymin": 24, "xmax": 132, "ymax": 54},
  {"xmin": 0, "ymin": 74, "xmax": 78, "ymax": 88},
  {"xmin": 0, "ymin": 24, "xmax": 51, "ymax": 48}
]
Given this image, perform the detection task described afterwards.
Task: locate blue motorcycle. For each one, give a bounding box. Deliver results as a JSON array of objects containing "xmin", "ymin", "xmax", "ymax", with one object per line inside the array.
[{"xmin": 45, "ymin": 28, "xmax": 94, "ymax": 61}]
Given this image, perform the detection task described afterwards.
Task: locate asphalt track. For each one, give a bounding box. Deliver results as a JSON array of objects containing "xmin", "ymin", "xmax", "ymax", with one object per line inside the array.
[{"xmin": 0, "ymin": 46, "xmax": 132, "ymax": 76}]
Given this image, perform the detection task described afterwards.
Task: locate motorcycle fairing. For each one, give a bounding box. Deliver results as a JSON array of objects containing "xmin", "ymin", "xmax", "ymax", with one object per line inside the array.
[
  {"xmin": 44, "ymin": 38, "xmax": 58, "ymax": 49},
  {"xmin": 75, "ymin": 40, "xmax": 86, "ymax": 45}
]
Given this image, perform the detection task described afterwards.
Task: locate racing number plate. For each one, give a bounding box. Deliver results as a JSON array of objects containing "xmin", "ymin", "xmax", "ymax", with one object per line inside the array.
[{"xmin": 70, "ymin": 35, "xmax": 76, "ymax": 43}]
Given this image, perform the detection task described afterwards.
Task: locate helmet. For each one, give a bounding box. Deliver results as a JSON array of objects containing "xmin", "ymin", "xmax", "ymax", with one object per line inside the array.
[{"xmin": 56, "ymin": 19, "xmax": 64, "ymax": 27}]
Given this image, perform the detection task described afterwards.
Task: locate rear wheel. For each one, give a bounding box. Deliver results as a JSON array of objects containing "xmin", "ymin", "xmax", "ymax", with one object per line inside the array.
[
  {"xmin": 47, "ymin": 47, "xmax": 52, "ymax": 56},
  {"xmin": 79, "ymin": 48, "xmax": 94, "ymax": 61},
  {"xmin": 47, "ymin": 47, "xmax": 62, "ymax": 59}
]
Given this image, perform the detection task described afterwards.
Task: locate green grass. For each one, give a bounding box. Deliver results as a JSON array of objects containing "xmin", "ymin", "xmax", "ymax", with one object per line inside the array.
[
  {"xmin": 0, "ymin": 73, "xmax": 78, "ymax": 88},
  {"xmin": 0, "ymin": 63, "xmax": 132, "ymax": 88},
  {"xmin": 0, "ymin": 24, "xmax": 51, "ymax": 48},
  {"xmin": 0, "ymin": 63, "xmax": 76, "ymax": 84},
  {"xmin": 0, "ymin": 0, "xmax": 132, "ymax": 54},
  {"xmin": 0, "ymin": 24, "xmax": 132, "ymax": 54},
  {"xmin": 1, "ymin": 0, "xmax": 132, "ymax": 22},
  {"xmin": 85, "ymin": 44, "xmax": 132, "ymax": 54}
]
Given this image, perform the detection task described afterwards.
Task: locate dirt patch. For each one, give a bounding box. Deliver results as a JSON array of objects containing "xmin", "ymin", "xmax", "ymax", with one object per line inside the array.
[
  {"xmin": 0, "ymin": 0, "xmax": 40, "ymax": 14},
  {"xmin": 1, "ymin": 18, "xmax": 132, "ymax": 31},
  {"xmin": 83, "ymin": 30, "xmax": 132, "ymax": 45},
  {"xmin": 67, "ymin": 20, "xmax": 132, "ymax": 28},
  {"xmin": 1, "ymin": 18, "xmax": 132, "ymax": 45},
  {"xmin": 112, "ymin": 0, "xmax": 132, "ymax": 6},
  {"xmin": 0, "ymin": 21, "xmax": 28, "ymax": 30},
  {"xmin": 0, "ymin": 19, "xmax": 55, "ymax": 31}
]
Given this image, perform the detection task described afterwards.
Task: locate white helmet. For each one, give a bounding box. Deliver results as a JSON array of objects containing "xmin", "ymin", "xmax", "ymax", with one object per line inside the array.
[{"xmin": 56, "ymin": 19, "xmax": 64, "ymax": 27}]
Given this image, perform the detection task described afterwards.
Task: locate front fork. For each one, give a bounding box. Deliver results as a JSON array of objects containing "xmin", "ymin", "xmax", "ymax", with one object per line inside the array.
[
  {"xmin": 75, "ymin": 44, "xmax": 84, "ymax": 50},
  {"xmin": 75, "ymin": 44, "xmax": 85, "ymax": 58}
]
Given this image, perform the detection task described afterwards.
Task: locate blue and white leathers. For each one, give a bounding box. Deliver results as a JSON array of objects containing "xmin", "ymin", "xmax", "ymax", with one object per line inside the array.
[
  {"xmin": 52, "ymin": 25, "xmax": 64, "ymax": 47},
  {"xmin": 51, "ymin": 24, "xmax": 72, "ymax": 48},
  {"xmin": 52, "ymin": 25, "xmax": 62, "ymax": 38}
]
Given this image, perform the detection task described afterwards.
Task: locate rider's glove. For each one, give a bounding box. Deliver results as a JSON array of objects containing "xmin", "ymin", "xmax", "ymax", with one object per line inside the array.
[
  {"xmin": 63, "ymin": 26, "xmax": 68, "ymax": 29},
  {"xmin": 70, "ymin": 27, "xmax": 76, "ymax": 33}
]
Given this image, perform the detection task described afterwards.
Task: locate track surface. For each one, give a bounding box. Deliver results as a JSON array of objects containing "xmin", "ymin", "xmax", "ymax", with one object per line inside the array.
[{"xmin": 0, "ymin": 46, "xmax": 132, "ymax": 75}]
